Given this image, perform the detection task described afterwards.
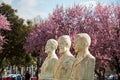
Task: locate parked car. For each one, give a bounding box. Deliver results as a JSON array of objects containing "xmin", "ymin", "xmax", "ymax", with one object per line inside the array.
[
  {"xmin": 6, "ymin": 74, "xmax": 22, "ymax": 80},
  {"xmin": 107, "ymin": 74, "xmax": 118, "ymax": 80}
]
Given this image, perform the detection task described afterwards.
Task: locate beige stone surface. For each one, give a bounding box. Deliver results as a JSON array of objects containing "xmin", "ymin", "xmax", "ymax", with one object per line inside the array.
[
  {"xmin": 54, "ymin": 35, "xmax": 75, "ymax": 80},
  {"xmin": 39, "ymin": 39, "xmax": 58, "ymax": 80},
  {"xmin": 70, "ymin": 33, "xmax": 96, "ymax": 80}
]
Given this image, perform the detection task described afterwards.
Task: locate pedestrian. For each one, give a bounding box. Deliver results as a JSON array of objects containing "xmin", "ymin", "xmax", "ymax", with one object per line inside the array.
[
  {"xmin": 25, "ymin": 71, "xmax": 30, "ymax": 80},
  {"xmin": 0, "ymin": 70, "xmax": 2, "ymax": 80}
]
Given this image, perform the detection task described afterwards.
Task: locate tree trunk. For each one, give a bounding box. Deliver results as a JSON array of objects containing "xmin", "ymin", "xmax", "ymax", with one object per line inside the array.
[
  {"xmin": 95, "ymin": 68, "xmax": 106, "ymax": 80},
  {"xmin": 114, "ymin": 56, "xmax": 120, "ymax": 80},
  {"xmin": 36, "ymin": 56, "xmax": 40, "ymax": 80}
]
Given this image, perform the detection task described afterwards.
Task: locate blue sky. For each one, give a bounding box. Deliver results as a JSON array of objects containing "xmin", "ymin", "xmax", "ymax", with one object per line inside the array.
[{"xmin": 0, "ymin": 0, "xmax": 120, "ymax": 20}]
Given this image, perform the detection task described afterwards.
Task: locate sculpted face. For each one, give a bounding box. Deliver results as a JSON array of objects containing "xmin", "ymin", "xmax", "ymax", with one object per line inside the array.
[
  {"xmin": 58, "ymin": 35, "xmax": 71, "ymax": 54},
  {"xmin": 74, "ymin": 33, "xmax": 91, "ymax": 53},
  {"xmin": 58, "ymin": 41, "xmax": 67, "ymax": 54},
  {"xmin": 45, "ymin": 42, "xmax": 52, "ymax": 54},
  {"xmin": 45, "ymin": 39, "xmax": 58, "ymax": 54},
  {"xmin": 74, "ymin": 41, "xmax": 79, "ymax": 53}
]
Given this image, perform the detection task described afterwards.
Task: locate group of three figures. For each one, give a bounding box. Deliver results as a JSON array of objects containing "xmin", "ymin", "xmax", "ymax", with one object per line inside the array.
[{"xmin": 39, "ymin": 33, "xmax": 96, "ymax": 80}]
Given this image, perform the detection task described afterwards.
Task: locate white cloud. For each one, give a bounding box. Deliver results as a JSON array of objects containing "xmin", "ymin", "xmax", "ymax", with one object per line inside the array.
[
  {"xmin": 19, "ymin": 0, "xmax": 38, "ymax": 7},
  {"xmin": 80, "ymin": 0, "xmax": 97, "ymax": 8},
  {"xmin": 15, "ymin": 0, "xmax": 47, "ymax": 20},
  {"xmin": 16, "ymin": 7, "xmax": 47, "ymax": 20},
  {"xmin": 0, "ymin": 0, "xmax": 13, "ymax": 5}
]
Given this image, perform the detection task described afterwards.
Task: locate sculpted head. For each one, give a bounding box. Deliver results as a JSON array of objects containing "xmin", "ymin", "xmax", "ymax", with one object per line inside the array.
[
  {"xmin": 74, "ymin": 33, "xmax": 91, "ymax": 53},
  {"xmin": 45, "ymin": 39, "xmax": 58, "ymax": 54},
  {"xmin": 58, "ymin": 35, "xmax": 71, "ymax": 54}
]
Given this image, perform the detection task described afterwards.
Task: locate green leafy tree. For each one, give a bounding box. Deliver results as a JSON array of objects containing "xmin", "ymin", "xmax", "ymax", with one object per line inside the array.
[{"xmin": 0, "ymin": 3, "xmax": 33, "ymax": 67}]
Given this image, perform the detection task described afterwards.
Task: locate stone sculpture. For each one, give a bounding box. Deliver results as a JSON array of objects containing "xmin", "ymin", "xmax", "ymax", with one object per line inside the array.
[
  {"xmin": 54, "ymin": 35, "xmax": 75, "ymax": 80},
  {"xmin": 39, "ymin": 39, "xmax": 58, "ymax": 80},
  {"xmin": 70, "ymin": 33, "xmax": 95, "ymax": 80}
]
